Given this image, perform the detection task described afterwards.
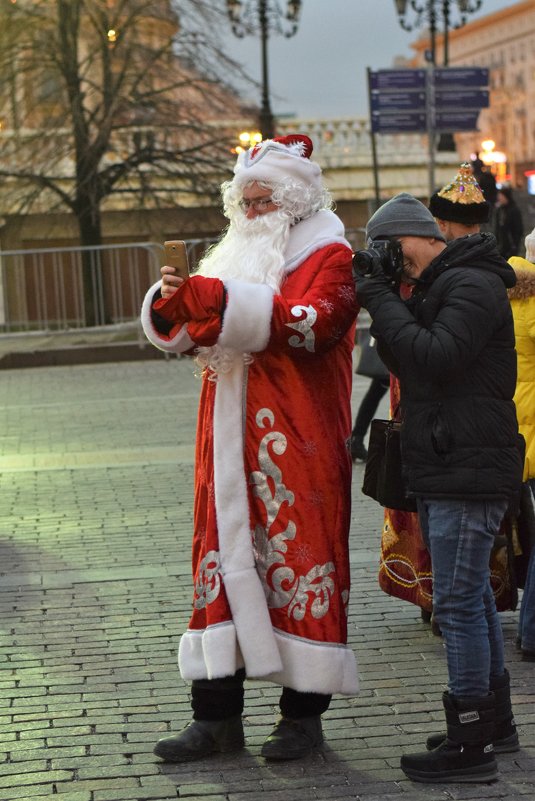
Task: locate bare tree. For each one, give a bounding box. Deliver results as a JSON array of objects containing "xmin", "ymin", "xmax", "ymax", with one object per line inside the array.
[{"xmin": 0, "ymin": 0, "xmax": 253, "ymax": 322}]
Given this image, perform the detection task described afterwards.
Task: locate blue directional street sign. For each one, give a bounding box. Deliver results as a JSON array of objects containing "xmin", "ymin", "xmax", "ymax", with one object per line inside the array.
[
  {"xmin": 370, "ymin": 91, "xmax": 426, "ymax": 112},
  {"xmin": 432, "ymin": 68, "xmax": 489, "ymax": 131},
  {"xmin": 433, "ymin": 67, "xmax": 489, "ymax": 88},
  {"xmin": 368, "ymin": 69, "xmax": 428, "ymax": 133},
  {"xmin": 368, "ymin": 66, "xmax": 489, "ymax": 134},
  {"xmin": 369, "ymin": 69, "xmax": 426, "ymax": 90},
  {"xmin": 435, "ymin": 110, "xmax": 482, "ymax": 132},
  {"xmin": 371, "ymin": 111, "xmax": 427, "ymax": 134},
  {"xmin": 435, "ymin": 89, "xmax": 489, "ymax": 110}
]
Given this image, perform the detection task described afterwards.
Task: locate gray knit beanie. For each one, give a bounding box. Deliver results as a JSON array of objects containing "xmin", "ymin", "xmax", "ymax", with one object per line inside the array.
[{"xmin": 366, "ymin": 193, "xmax": 446, "ymax": 242}]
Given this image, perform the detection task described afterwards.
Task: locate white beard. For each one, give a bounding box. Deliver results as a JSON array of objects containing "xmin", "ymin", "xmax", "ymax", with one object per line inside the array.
[
  {"xmin": 195, "ymin": 211, "xmax": 291, "ymax": 292},
  {"xmin": 193, "ymin": 212, "xmax": 291, "ymax": 378}
]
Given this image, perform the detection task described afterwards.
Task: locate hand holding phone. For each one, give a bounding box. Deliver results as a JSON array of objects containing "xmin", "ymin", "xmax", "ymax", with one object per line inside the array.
[
  {"xmin": 164, "ymin": 240, "xmax": 189, "ymax": 279},
  {"xmin": 161, "ymin": 240, "xmax": 189, "ymax": 299}
]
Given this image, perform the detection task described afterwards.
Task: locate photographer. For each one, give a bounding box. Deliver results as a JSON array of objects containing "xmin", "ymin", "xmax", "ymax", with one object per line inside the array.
[{"xmin": 353, "ymin": 193, "xmax": 523, "ymax": 784}]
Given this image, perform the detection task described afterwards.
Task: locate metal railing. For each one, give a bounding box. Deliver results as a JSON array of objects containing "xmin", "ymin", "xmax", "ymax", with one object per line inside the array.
[
  {"xmin": 0, "ymin": 239, "xmax": 216, "ymax": 334},
  {"xmin": 0, "ymin": 230, "xmax": 367, "ymax": 350}
]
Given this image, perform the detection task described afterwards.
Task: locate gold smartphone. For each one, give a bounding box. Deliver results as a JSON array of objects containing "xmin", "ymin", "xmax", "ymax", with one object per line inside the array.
[{"xmin": 163, "ymin": 240, "xmax": 190, "ymax": 279}]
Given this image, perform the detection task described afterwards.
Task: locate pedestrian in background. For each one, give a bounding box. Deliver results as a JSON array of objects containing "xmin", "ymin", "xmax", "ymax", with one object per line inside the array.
[
  {"xmin": 350, "ymin": 326, "xmax": 389, "ymax": 462},
  {"xmin": 508, "ymin": 227, "xmax": 535, "ymax": 662},
  {"xmin": 141, "ymin": 134, "xmax": 359, "ymax": 763},
  {"xmin": 354, "ymin": 192, "xmax": 523, "ymax": 784},
  {"xmin": 495, "ymin": 186, "xmax": 523, "ymax": 260},
  {"xmin": 470, "ymin": 156, "xmax": 497, "ymax": 233}
]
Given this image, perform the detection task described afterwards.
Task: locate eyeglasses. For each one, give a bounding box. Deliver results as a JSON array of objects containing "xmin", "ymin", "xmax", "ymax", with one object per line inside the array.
[{"xmin": 238, "ymin": 197, "xmax": 274, "ymax": 212}]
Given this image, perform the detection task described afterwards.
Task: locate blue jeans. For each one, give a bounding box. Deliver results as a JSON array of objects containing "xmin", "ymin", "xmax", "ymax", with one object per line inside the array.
[
  {"xmin": 518, "ymin": 481, "xmax": 535, "ymax": 652},
  {"xmin": 418, "ymin": 497, "xmax": 508, "ymax": 697}
]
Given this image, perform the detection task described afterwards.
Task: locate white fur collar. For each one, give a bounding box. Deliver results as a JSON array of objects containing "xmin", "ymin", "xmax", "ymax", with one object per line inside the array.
[{"xmin": 283, "ymin": 209, "xmax": 351, "ymax": 274}]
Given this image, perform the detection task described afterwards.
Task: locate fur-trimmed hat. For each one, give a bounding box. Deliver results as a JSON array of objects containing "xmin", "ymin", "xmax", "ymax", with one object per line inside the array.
[
  {"xmin": 429, "ymin": 163, "xmax": 489, "ymax": 224},
  {"xmin": 366, "ymin": 193, "xmax": 445, "ymax": 242},
  {"xmin": 232, "ymin": 134, "xmax": 323, "ymax": 192}
]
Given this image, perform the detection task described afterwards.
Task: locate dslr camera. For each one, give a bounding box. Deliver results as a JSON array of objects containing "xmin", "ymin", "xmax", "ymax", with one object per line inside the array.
[{"xmin": 353, "ymin": 239, "xmax": 404, "ymax": 283}]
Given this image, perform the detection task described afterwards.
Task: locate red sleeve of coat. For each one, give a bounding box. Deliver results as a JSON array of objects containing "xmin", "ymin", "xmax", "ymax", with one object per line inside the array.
[
  {"xmin": 152, "ymin": 275, "xmax": 225, "ymax": 347},
  {"xmin": 268, "ymin": 244, "xmax": 359, "ymax": 356}
]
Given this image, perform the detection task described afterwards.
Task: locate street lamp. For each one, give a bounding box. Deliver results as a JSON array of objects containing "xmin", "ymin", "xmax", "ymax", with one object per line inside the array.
[
  {"xmin": 393, "ymin": 1, "xmax": 482, "ymax": 67},
  {"xmin": 226, "ymin": 1, "xmax": 302, "ymax": 140},
  {"xmin": 393, "ymin": 1, "xmax": 482, "ymax": 151}
]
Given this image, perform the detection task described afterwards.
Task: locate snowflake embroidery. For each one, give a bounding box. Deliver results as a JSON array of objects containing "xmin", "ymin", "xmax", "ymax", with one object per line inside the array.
[
  {"xmin": 337, "ymin": 284, "xmax": 355, "ymax": 304},
  {"xmin": 294, "ymin": 542, "xmax": 314, "ymax": 565},
  {"xmin": 302, "ymin": 440, "xmax": 318, "ymax": 456},
  {"xmin": 318, "ymin": 298, "xmax": 335, "ymax": 314},
  {"xmin": 309, "ymin": 489, "xmax": 324, "ymax": 507}
]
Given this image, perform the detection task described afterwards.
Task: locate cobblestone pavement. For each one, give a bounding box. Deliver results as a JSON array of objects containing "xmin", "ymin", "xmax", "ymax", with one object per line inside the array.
[{"xmin": 0, "ymin": 359, "xmax": 533, "ymax": 801}]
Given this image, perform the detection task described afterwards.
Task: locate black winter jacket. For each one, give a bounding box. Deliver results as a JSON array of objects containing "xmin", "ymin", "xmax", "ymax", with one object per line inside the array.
[{"xmin": 368, "ymin": 233, "xmax": 524, "ymax": 500}]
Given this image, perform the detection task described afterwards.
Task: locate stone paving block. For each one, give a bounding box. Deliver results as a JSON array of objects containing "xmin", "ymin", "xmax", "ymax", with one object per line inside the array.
[
  {"xmin": 9, "ymin": 745, "xmax": 86, "ymax": 764},
  {"xmin": 93, "ymin": 793, "xmax": 180, "ymax": 801},
  {"xmin": 0, "ymin": 768, "xmax": 73, "ymax": 788},
  {"xmin": 0, "ymin": 786, "xmax": 60, "ymax": 801}
]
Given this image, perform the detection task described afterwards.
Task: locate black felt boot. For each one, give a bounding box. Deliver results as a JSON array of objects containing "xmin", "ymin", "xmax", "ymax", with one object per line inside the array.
[
  {"xmin": 401, "ymin": 693, "xmax": 498, "ymax": 783},
  {"xmin": 153, "ymin": 716, "xmax": 244, "ymax": 762},
  {"xmin": 426, "ymin": 670, "xmax": 519, "ymax": 754},
  {"xmin": 261, "ymin": 715, "xmax": 323, "ymax": 760}
]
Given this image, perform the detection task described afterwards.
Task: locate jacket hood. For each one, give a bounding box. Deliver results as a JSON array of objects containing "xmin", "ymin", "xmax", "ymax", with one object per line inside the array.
[
  {"xmin": 507, "ymin": 256, "xmax": 535, "ymax": 300},
  {"xmin": 421, "ymin": 232, "xmax": 517, "ymax": 289}
]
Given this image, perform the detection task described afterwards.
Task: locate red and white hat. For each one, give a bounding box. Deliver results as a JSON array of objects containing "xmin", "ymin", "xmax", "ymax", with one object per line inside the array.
[{"xmin": 232, "ymin": 134, "xmax": 322, "ymax": 192}]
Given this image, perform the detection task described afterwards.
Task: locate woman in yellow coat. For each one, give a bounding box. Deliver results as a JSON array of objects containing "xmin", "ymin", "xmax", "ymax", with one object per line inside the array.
[{"xmin": 509, "ymin": 228, "xmax": 535, "ymax": 660}]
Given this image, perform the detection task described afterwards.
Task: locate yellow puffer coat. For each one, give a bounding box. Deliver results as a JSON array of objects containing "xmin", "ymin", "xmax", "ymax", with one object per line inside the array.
[{"xmin": 508, "ymin": 256, "xmax": 535, "ymax": 480}]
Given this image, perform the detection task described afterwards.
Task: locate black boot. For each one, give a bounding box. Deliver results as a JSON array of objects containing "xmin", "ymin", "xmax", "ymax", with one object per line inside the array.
[
  {"xmin": 401, "ymin": 693, "xmax": 498, "ymax": 783},
  {"xmin": 426, "ymin": 669, "xmax": 519, "ymax": 754},
  {"xmin": 350, "ymin": 434, "xmax": 367, "ymax": 462},
  {"xmin": 153, "ymin": 716, "xmax": 244, "ymax": 762},
  {"xmin": 261, "ymin": 715, "xmax": 323, "ymax": 760}
]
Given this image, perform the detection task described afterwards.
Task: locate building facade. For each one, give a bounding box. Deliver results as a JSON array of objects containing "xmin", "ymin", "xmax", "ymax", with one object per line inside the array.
[{"xmin": 412, "ymin": 0, "xmax": 535, "ymax": 189}]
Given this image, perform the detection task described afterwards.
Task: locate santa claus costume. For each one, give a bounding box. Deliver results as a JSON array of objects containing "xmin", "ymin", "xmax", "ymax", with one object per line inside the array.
[{"xmin": 141, "ymin": 135, "xmax": 359, "ymax": 761}]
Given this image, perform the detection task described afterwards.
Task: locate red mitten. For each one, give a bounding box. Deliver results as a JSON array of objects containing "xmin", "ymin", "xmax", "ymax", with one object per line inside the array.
[{"xmin": 153, "ymin": 275, "xmax": 224, "ymax": 323}]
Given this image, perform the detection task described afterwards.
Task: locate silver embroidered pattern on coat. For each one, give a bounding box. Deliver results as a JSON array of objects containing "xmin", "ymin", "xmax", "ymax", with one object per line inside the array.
[
  {"xmin": 193, "ymin": 550, "xmax": 222, "ymax": 610},
  {"xmin": 318, "ymin": 297, "xmax": 335, "ymax": 314},
  {"xmin": 285, "ymin": 305, "xmax": 316, "ymax": 352},
  {"xmin": 337, "ymin": 284, "xmax": 355, "ymax": 304},
  {"xmin": 251, "ymin": 408, "xmax": 336, "ymax": 621}
]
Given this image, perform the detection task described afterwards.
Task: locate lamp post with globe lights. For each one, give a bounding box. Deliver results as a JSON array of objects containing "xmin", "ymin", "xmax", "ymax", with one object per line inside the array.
[
  {"xmin": 393, "ymin": 1, "xmax": 483, "ymax": 152},
  {"xmin": 226, "ymin": 1, "xmax": 302, "ymax": 140},
  {"xmin": 393, "ymin": 0, "xmax": 482, "ymax": 67}
]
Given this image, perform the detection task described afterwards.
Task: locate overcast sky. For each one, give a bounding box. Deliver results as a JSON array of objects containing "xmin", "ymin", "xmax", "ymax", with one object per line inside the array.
[{"xmin": 220, "ymin": 0, "xmax": 518, "ymax": 120}]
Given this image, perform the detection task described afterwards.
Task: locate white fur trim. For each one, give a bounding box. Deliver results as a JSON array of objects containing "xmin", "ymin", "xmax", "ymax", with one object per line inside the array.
[
  {"xmin": 218, "ymin": 280, "xmax": 274, "ymax": 352},
  {"xmin": 140, "ymin": 280, "xmax": 195, "ymax": 353},
  {"xmin": 212, "ymin": 361, "xmax": 283, "ymax": 674},
  {"xmin": 284, "ymin": 210, "xmax": 351, "ymax": 274},
  {"xmin": 223, "ymin": 570, "xmax": 283, "ymax": 675},
  {"xmin": 178, "ymin": 624, "xmax": 358, "ymax": 695},
  {"xmin": 178, "ymin": 623, "xmax": 243, "ymax": 680},
  {"xmin": 267, "ymin": 629, "xmax": 359, "ymax": 695},
  {"xmin": 233, "ymin": 140, "xmax": 322, "ymax": 193}
]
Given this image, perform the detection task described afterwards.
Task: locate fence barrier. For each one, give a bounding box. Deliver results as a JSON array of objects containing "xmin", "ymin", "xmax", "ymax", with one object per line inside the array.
[{"xmin": 0, "ymin": 229, "xmax": 367, "ymax": 350}]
